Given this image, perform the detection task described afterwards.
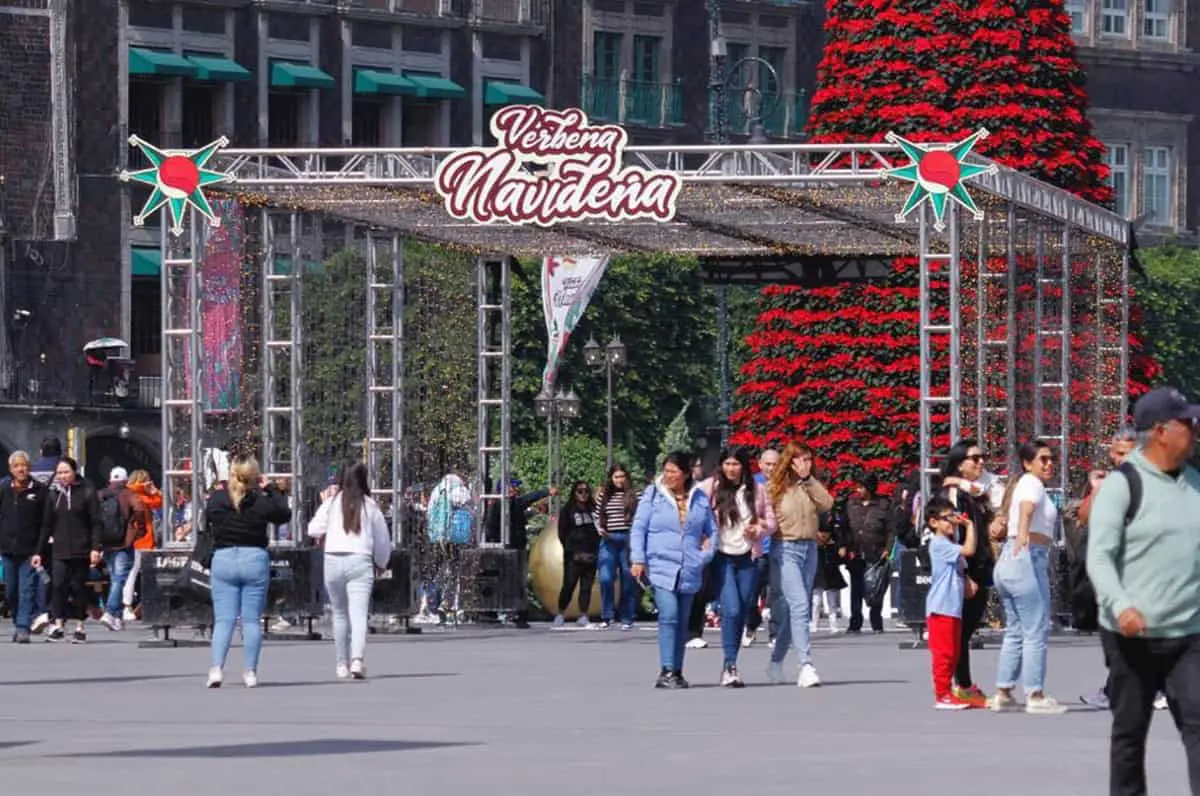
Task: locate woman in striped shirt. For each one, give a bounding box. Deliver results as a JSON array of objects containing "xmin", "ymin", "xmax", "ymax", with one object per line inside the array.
[{"xmin": 594, "ymin": 463, "xmax": 639, "ymax": 628}]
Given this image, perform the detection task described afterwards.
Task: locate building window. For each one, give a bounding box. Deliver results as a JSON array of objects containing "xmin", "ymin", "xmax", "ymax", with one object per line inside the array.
[
  {"xmin": 131, "ymin": 277, "xmax": 161, "ymax": 358},
  {"xmin": 481, "ymin": 33, "xmax": 522, "ymax": 61},
  {"xmin": 181, "ymin": 6, "xmax": 226, "ymax": 34},
  {"xmin": 1143, "ymin": 0, "xmax": 1170, "ymax": 39},
  {"xmin": 352, "ymin": 98, "xmax": 383, "ymax": 147},
  {"xmin": 593, "ymin": 31, "xmax": 621, "ymax": 78},
  {"xmin": 631, "ymin": 35, "xmax": 659, "ymax": 82},
  {"xmin": 1106, "ymin": 144, "xmax": 1129, "ymax": 217},
  {"xmin": 1142, "ymin": 146, "xmax": 1172, "ymax": 225},
  {"xmin": 128, "ymin": 81, "xmax": 164, "ymax": 215},
  {"xmin": 726, "ymin": 42, "xmax": 751, "ymax": 69},
  {"xmin": 181, "ymin": 85, "xmax": 216, "ymax": 148},
  {"xmin": 268, "ymin": 92, "xmax": 301, "ymax": 147},
  {"xmin": 127, "ymin": 0, "xmax": 172, "ymax": 28},
  {"xmin": 1101, "ymin": 0, "xmax": 1129, "ymax": 35},
  {"xmin": 1065, "ymin": 0, "xmax": 1087, "ymax": 33},
  {"xmin": 401, "ymin": 100, "xmax": 440, "ymax": 147},
  {"xmin": 759, "ymin": 45, "xmax": 787, "ymax": 91}
]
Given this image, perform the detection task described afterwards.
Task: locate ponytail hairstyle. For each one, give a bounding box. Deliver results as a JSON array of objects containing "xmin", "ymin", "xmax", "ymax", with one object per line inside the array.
[
  {"xmin": 339, "ymin": 462, "xmax": 371, "ymax": 534},
  {"xmin": 228, "ymin": 455, "xmax": 261, "ymax": 512}
]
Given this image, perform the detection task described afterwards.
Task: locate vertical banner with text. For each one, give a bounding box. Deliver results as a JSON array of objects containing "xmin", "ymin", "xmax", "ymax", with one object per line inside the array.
[{"xmin": 542, "ymin": 255, "xmax": 609, "ymax": 390}]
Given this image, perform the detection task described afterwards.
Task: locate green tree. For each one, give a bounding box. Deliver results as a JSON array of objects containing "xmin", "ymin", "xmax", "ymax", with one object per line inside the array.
[
  {"xmin": 509, "ymin": 255, "xmax": 717, "ymax": 471},
  {"xmin": 1136, "ymin": 245, "xmax": 1200, "ymax": 396},
  {"xmin": 511, "ymin": 435, "xmax": 638, "ymax": 492},
  {"xmin": 657, "ymin": 400, "xmax": 692, "ymax": 468}
]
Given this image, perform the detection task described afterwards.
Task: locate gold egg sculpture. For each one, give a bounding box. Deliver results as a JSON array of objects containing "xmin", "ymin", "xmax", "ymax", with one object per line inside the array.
[{"xmin": 528, "ymin": 519, "xmax": 621, "ymax": 620}]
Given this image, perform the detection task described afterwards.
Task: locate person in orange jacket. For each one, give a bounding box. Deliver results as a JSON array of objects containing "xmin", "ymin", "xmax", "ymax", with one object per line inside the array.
[{"xmin": 120, "ymin": 470, "xmax": 164, "ymax": 621}]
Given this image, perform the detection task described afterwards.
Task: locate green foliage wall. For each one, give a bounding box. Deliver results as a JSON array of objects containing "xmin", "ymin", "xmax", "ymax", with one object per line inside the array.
[
  {"xmin": 511, "ymin": 434, "xmax": 638, "ymax": 492},
  {"xmin": 1137, "ymin": 245, "xmax": 1200, "ymax": 397}
]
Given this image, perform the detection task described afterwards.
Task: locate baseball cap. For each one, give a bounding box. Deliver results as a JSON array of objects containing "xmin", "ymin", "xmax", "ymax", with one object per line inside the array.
[
  {"xmin": 109, "ymin": 466, "xmax": 129, "ymax": 482},
  {"xmin": 1133, "ymin": 386, "xmax": 1200, "ymax": 431}
]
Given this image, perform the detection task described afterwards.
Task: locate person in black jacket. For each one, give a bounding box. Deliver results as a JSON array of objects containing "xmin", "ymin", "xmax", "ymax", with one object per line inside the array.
[
  {"xmin": 34, "ymin": 457, "xmax": 102, "ymax": 643},
  {"xmin": 0, "ymin": 451, "xmax": 50, "ymax": 643},
  {"xmin": 203, "ymin": 455, "xmax": 291, "ymax": 689},
  {"xmin": 483, "ymin": 479, "xmax": 554, "ymax": 629},
  {"xmin": 842, "ymin": 474, "xmax": 893, "ymax": 634},
  {"xmin": 553, "ymin": 481, "xmax": 600, "ymax": 628},
  {"xmin": 937, "ymin": 439, "xmax": 995, "ymax": 707}
]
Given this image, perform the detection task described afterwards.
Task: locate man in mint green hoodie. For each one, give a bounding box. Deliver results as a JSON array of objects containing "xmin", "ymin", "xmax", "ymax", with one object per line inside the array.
[{"xmin": 1088, "ymin": 386, "xmax": 1200, "ymax": 796}]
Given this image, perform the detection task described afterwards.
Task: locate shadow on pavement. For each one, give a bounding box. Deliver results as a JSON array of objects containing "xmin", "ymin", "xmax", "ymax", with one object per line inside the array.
[{"xmin": 55, "ymin": 738, "xmax": 478, "ymax": 759}]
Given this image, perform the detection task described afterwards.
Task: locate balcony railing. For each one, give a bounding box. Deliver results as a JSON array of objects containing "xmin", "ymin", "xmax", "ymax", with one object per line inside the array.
[
  {"xmin": 580, "ymin": 76, "xmax": 684, "ymax": 129},
  {"xmin": 463, "ymin": 0, "xmax": 549, "ymax": 25},
  {"xmin": 716, "ymin": 89, "xmax": 809, "ymax": 138},
  {"xmin": 339, "ymin": 0, "xmax": 460, "ymax": 14}
]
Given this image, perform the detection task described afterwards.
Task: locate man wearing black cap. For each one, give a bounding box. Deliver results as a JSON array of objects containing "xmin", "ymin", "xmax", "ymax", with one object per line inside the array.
[{"xmin": 1088, "ymin": 386, "xmax": 1200, "ymax": 796}]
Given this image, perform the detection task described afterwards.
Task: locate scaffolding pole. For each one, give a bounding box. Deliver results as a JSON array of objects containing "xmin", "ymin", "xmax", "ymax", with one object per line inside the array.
[
  {"xmin": 476, "ymin": 257, "xmax": 511, "ymax": 547},
  {"xmin": 160, "ymin": 210, "xmax": 204, "ymax": 543},
  {"xmin": 918, "ymin": 203, "xmax": 960, "ymax": 504},
  {"xmin": 366, "ymin": 234, "xmax": 406, "ymax": 546}
]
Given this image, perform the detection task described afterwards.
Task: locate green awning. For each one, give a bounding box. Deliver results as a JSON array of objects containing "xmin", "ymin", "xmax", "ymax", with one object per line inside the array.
[
  {"xmin": 484, "ymin": 81, "xmax": 544, "ymax": 106},
  {"xmin": 129, "ymin": 47, "xmax": 199, "ymax": 78},
  {"xmin": 354, "ymin": 69, "xmax": 417, "ymax": 96},
  {"xmin": 270, "ymin": 61, "xmax": 336, "ymax": 90},
  {"xmin": 404, "ymin": 73, "xmax": 466, "ymax": 100},
  {"xmin": 131, "ymin": 247, "xmax": 161, "ymax": 277},
  {"xmin": 186, "ymin": 54, "xmax": 251, "ymax": 82},
  {"xmin": 272, "ymin": 255, "xmax": 324, "ymax": 276}
]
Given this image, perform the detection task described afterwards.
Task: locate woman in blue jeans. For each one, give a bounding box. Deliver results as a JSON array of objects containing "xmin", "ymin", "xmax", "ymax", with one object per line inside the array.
[
  {"xmin": 308, "ymin": 462, "xmax": 393, "ymax": 680},
  {"xmin": 990, "ymin": 439, "xmax": 1068, "ymax": 714},
  {"xmin": 203, "ymin": 455, "xmax": 291, "ymax": 689},
  {"xmin": 700, "ymin": 447, "xmax": 775, "ymax": 687},
  {"xmin": 594, "ymin": 464, "xmax": 639, "ymax": 629},
  {"xmin": 630, "ymin": 450, "xmax": 716, "ymax": 689}
]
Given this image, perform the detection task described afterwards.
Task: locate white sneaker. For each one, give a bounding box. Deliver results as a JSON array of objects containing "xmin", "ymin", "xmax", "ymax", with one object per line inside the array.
[
  {"xmin": 742, "ymin": 629, "xmax": 755, "ymax": 648},
  {"xmin": 990, "ymin": 691, "xmax": 1021, "ymax": 712},
  {"xmin": 99, "ymin": 612, "xmax": 122, "ymax": 631},
  {"xmin": 31, "ymin": 613, "xmax": 49, "ymax": 634},
  {"xmin": 808, "ymin": 621, "xmax": 819, "ymax": 634},
  {"xmin": 686, "ymin": 638, "xmax": 708, "ymax": 649},
  {"xmin": 122, "ymin": 607, "xmax": 137, "ymax": 622},
  {"xmin": 1025, "ymin": 695, "xmax": 1067, "ymax": 715},
  {"xmin": 767, "ymin": 661, "xmax": 786, "ymax": 684},
  {"xmin": 243, "ymin": 671, "xmax": 258, "ymax": 688},
  {"xmin": 798, "ymin": 664, "xmax": 822, "ymax": 688},
  {"xmin": 206, "ymin": 667, "xmax": 223, "ymax": 688},
  {"xmin": 1155, "ymin": 693, "xmax": 1169, "ymax": 710},
  {"xmin": 336, "ymin": 663, "xmax": 350, "ymax": 680},
  {"xmin": 349, "ymin": 659, "xmax": 366, "ymax": 680},
  {"xmin": 552, "ymin": 614, "xmax": 565, "ymax": 628},
  {"xmin": 576, "ymin": 616, "xmax": 590, "ymax": 628}
]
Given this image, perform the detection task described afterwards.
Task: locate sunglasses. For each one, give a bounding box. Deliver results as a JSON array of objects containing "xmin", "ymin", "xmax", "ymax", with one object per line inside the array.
[
  {"xmin": 574, "ymin": 487, "xmax": 589, "ymax": 493},
  {"xmin": 966, "ymin": 454, "xmax": 985, "ymax": 462}
]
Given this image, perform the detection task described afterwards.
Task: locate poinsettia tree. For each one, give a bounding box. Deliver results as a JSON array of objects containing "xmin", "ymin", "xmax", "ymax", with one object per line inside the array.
[{"xmin": 732, "ymin": 0, "xmax": 1150, "ymax": 491}]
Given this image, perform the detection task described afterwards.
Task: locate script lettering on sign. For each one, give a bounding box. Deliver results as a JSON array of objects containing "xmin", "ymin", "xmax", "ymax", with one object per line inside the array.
[{"xmin": 434, "ymin": 105, "xmax": 682, "ymax": 226}]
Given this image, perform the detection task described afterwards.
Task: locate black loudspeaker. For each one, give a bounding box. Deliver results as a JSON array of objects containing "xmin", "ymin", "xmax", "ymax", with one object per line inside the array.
[
  {"xmin": 371, "ymin": 549, "xmax": 415, "ymax": 616},
  {"xmin": 897, "ymin": 548, "xmax": 932, "ymax": 625},
  {"xmin": 140, "ymin": 551, "xmax": 214, "ymax": 627},
  {"xmin": 458, "ymin": 548, "xmax": 526, "ymax": 612},
  {"xmin": 266, "ymin": 548, "xmax": 322, "ymax": 618}
]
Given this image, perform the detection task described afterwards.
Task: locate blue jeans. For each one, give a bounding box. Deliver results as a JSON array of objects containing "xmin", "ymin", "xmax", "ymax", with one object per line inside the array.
[
  {"xmin": 598, "ymin": 534, "xmax": 635, "ymax": 623},
  {"xmin": 653, "ymin": 587, "xmax": 695, "ymax": 672},
  {"xmin": 2, "ymin": 555, "xmax": 37, "ymax": 630},
  {"xmin": 103, "ymin": 548, "xmax": 133, "ymax": 615},
  {"xmin": 210, "ymin": 547, "xmax": 270, "ymax": 672},
  {"xmin": 714, "ymin": 551, "xmax": 758, "ymax": 668},
  {"xmin": 993, "ymin": 542, "xmax": 1051, "ymax": 693},
  {"xmin": 770, "ymin": 540, "xmax": 819, "ymax": 667}
]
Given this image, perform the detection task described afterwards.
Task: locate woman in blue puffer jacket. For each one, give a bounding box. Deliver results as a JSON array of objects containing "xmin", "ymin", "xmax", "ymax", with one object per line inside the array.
[{"xmin": 630, "ymin": 450, "xmax": 717, "ymax": 690}]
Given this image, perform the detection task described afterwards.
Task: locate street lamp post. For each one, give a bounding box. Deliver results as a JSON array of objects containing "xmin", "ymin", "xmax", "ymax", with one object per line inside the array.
[
  {"xmin": 534, "ymin": 386, "xmax": 581, "ymax": 513},
  {"xmin": 584, "ymin": 335, "xmax": 628, "ymax": 469}
]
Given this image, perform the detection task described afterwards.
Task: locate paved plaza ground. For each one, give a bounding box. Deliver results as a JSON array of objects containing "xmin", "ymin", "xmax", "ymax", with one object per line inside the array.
[{"xmin": 0, "ymin": 621, "xmax": 1188, "ymax": 795}]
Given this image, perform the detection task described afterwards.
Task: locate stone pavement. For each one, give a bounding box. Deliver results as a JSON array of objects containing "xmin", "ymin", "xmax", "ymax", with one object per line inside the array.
[{"xmin": 0, "ymin": 622, "xmax": 1188, "ymax": 796}]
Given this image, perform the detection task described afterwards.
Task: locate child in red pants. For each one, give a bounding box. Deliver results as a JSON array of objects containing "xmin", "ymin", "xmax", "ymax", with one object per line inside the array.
[{"xmin": 924, "ymin": 498, "xmax": 978, "ymax": 710}]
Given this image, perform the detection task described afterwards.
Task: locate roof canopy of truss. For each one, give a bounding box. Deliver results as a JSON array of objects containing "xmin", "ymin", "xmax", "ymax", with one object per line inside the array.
[{"xmin": 212, "ymin": 143, "xmax": 1129, "ymax": 261}]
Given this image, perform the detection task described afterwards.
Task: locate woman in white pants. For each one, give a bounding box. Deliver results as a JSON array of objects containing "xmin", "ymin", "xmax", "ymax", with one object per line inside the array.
[{"xmin": 307, "ymin": 462, "xmax": 392, "ymax": 680}]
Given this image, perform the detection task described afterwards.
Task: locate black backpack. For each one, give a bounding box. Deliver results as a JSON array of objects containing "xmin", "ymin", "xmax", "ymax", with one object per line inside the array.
[
  {"xmin": 1071, "ymin": 462, "xmax": 1142, "ymax": 631},
  {"xmin": 98, "ymin": 490, "xmax": 130, "ymax": 549}
]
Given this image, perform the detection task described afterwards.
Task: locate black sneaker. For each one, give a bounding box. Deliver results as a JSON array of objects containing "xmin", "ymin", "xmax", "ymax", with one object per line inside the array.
[
  {"xmin": 654, "ymin": 669, "xmax": 673, "ymax": 689},
  {"xmin": 721, "ymin": 666, "xmax": 745, "ymax": 688},
  {"xmin": 671, "ymin": 671, "xmax": 690, "ymax": 689},
  {"xmin": 71, "ymin": 630, "xmax": 86, "ymax": 644},
  {"xmin": 46, "ymin": 626, "xmax": 65, "ymax": 642}
]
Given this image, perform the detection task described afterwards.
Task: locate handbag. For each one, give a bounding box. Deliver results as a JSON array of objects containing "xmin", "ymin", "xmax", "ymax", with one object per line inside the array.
[
  {"xmin": 863, "ymin": 558, "xmax": 892, "ymax": 608},
  {"xmin": 181, "ymin": 513, "xmax": 225, "ymax": 594}
]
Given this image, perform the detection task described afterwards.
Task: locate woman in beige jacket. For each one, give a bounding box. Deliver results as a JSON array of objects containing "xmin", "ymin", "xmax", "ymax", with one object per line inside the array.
[{"xmin": 765, "ymin": 441, "xmax": 835, "ymax": 688}]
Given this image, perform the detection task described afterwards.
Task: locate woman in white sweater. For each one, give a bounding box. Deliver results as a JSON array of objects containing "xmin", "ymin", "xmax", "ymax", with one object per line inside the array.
[{"xmin": 307, "ymin": 462, "xmax": 392, "ymax": 680}]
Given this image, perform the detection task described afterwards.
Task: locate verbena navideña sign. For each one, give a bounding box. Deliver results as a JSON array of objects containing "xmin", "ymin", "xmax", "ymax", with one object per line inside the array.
[{"xmin": 434, "ymin": 106, "xmax": 682, "ymax": 227}]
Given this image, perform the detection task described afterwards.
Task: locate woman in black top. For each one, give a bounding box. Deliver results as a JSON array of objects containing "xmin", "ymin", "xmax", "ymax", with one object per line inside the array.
[
  {"xmin": 938, "ymin": 439, "xmax": 995, "ymax": 706},
  {"xmin": 594, "ymin": 464, "xmax": 639, "ymax": 628},
  {"xmin": 203, "ymin": 455, "xmax": 291, "ymax": 689},
  {"xmin": 34, "ymin": 457, "xmax": 102, "ymax": 643},
  {"xmin": 554, "ymin": 480, "xmax": 600, "ymax": 628}
]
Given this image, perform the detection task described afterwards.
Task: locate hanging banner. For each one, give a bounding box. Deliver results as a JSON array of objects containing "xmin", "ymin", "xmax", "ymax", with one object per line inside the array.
[{"xmin": 542, "ymin": 255, "xmax": 609, "ymax": 389}]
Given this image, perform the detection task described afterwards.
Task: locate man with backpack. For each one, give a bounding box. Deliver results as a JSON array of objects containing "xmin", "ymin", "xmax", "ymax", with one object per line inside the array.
[
  {"xmin": 97, "ymin": 467, "xmax": 134, "ymax": 631},
  {"xmin": 1087, "ymin": 387, "xmax": 1200, "ymax": 796}
]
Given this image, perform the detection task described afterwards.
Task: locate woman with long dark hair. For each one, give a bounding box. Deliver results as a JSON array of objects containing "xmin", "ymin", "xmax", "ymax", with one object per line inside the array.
[
  {"xmin": 938, "ymin": 439, "xmax": 994, "ymax": 706},
  {"xmin": 553, "ymin": 480, "xmax": 600, "ymax": 628},
  {"xmin": 630, "ymin": 450, "xmax": 716, "ymax": 689},
  {"xmin": 594, "ymin": 463, "xmax": 639, "ymax": 629},
  {"xmin": 701, "ymin": 447, "xmax": 775, "ymax": 687},
  {"xmin": 34, "ymin": 457, "xmax": 102, "ymax": 643},
  {"xmin": 204, "ymin": 455, "xmax": 291, "ymax": 688},
  {"xmin": 308, "ymin": 462, "xmax": 393, "ymax": 680},
  {"xmin": 766, "ymin": 441, "xmax": 835, "ymax": 688}
]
